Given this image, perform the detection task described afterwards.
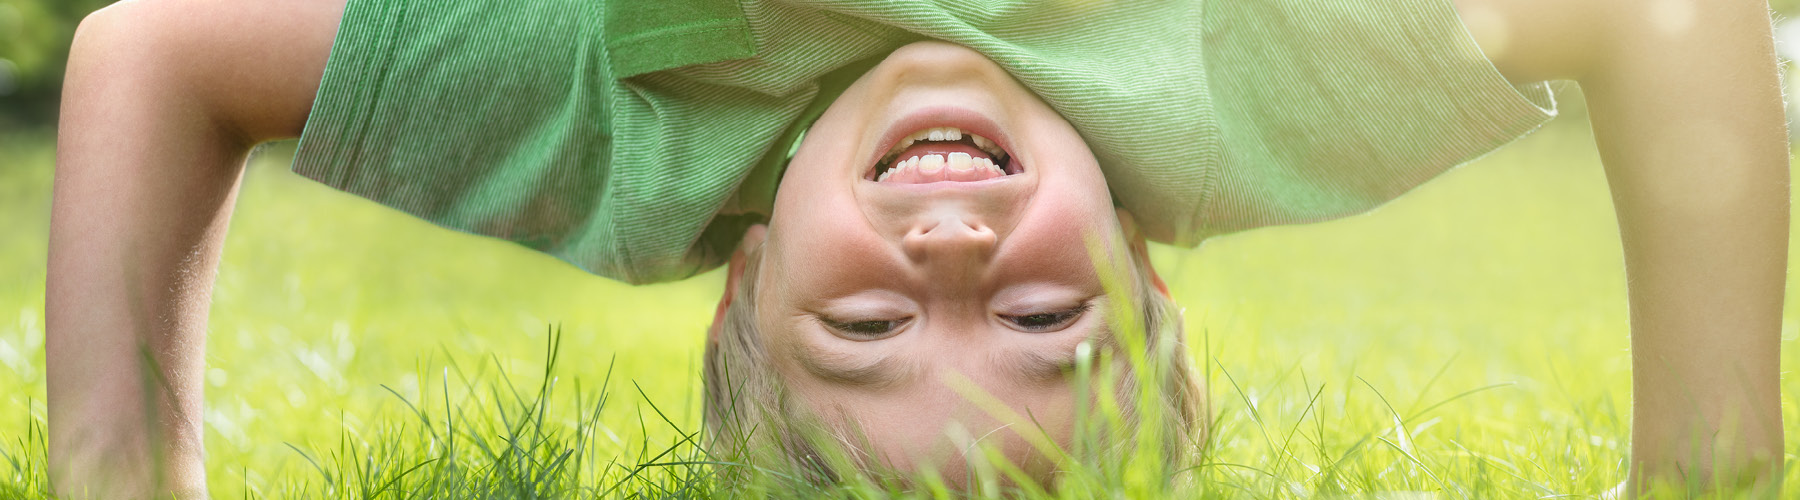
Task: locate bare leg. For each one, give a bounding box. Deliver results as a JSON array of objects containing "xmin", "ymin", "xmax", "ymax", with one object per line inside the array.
[{"xmin": 48, "ymin": 0, "xmax": 344, "ymax": 496}]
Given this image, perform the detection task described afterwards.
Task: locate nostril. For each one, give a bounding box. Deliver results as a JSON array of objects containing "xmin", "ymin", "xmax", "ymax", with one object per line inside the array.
[{"xmin": 903, "ymin": 215, "xmax": 997, "ymax": 263}]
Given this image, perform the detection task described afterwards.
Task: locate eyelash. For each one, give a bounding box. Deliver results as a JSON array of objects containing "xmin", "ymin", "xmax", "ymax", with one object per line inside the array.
[
  {"xmin": 1001, "ymin": 304, "xmax": 1091, "ymax": 332},
  {"xmin": 820, "ymin": 303, "xmax": 1091, "ymax": 337},
  {"xmin": 821, "ymin": 317, "xmax": 910, "ymax": 338}
]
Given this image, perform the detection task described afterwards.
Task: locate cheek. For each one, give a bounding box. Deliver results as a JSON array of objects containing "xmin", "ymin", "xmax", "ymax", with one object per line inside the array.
[
  {"xmin": 997, "ymin": 191, "xmax": 1119, "ymax": 284},
  {"xmin": 767, "ymin": 193, "xmax": 897, "ymax": 295}
]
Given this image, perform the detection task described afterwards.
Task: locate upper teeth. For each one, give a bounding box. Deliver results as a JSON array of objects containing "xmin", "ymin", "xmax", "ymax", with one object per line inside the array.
[
  {"xmin": 876, "ymin": 153, "xmax": 1005, "ymax": 182},
  {"xmin": 884, "ymin": 126, "xmax": 1006, "ymax": 160}
]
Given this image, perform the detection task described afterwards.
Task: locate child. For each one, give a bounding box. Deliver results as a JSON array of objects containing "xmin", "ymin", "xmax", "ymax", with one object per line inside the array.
[{"xmin": 47, "ymin": 0, "xmax": 1786, "ymax": 497}]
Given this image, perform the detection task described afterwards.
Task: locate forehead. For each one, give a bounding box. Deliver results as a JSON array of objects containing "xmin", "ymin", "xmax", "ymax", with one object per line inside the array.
[{"xmin": 772, "ymin": 325, "xmax": 1102, "ymax": 476}]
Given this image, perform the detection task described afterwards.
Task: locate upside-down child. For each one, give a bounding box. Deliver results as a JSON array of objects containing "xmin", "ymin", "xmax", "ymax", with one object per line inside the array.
[{"xmin": 48, "ymin": 0, "xmax": 1786, "ymax": 497}]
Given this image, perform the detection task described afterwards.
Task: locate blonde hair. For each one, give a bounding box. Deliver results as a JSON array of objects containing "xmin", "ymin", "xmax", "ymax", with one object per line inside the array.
[{"xmin": 701, "ymin": 235, "xmax": 1207, "ymax": 486}]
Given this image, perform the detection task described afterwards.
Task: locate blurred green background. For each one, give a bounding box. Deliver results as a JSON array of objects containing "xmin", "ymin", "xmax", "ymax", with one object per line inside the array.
[
  {"xmin": 0, "ymin": 0, "xmax": 110, "ymax": 130},
  {"xmin": 4, "ymin": 1, "xmax": 1800, "ymax": 497}
]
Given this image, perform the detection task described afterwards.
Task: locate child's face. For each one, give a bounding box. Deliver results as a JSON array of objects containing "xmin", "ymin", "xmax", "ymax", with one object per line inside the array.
[{"xmin": 759, "ymin": 41, "xmax": 1128, "ymax": 480}]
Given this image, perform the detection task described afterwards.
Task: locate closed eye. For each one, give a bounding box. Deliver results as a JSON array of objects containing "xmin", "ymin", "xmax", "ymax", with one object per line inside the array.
[
  {"xmin": 821, "ymin": 316, "xmax": 910, "ymax": 339},
  {"xmin": 1000, "ymin": 304, "xmax": 1090, "ymax": 332}
]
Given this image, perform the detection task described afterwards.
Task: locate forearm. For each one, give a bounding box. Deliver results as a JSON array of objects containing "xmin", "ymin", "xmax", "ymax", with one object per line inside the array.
[
  {"xmin": 1599, "ymin": 123, "xmax": 1788, "ymax": 490},
  {"xmin": 1577, "ymin": 0, "xmax": 1787, "ymax": 492},
  {"xmin": 1454, "ymin": 0, "xmax": 1788, "ymax": 493},
  {"xmin": 45, "ymin": 146, "xmax": 241, "ymax": 497},
  {"xmin": 47, "ymin": 0, "xmax": 339, "ymax": 496},
  {"xmin": 48, "ymin": 11, "xmax": 251, "ymax": 499}
]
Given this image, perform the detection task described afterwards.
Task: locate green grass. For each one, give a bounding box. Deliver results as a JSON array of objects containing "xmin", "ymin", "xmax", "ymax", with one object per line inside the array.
[{"xmin": 1, "ymin": 93, "xmax": 1798, "ymax": 497}]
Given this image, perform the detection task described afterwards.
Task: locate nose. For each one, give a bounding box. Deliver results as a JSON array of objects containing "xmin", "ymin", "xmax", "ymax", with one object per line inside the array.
[{"xmin": 903, "ymin": 214, "xmax": 998, "ymax": 276}]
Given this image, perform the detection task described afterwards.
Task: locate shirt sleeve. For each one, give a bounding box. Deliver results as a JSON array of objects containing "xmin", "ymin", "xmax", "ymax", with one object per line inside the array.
[
  {"xmin": 291, "ymin": 0, "xmax": 788, "ymax": 284},
  {"xmin": 1190, "ymin": 0, "xmax": 1556, "ymax": 241}
]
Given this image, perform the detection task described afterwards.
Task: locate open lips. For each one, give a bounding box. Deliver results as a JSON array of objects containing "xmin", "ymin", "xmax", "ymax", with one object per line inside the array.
[{"xmin": 871, "ymin": 126, "xmax": 1017, "ymax": 184}]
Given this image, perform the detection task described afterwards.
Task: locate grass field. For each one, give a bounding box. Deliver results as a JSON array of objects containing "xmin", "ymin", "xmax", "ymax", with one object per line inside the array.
[{"xmin": 1, "ymin": 89, "xmax": 1797, "ymax": 497}]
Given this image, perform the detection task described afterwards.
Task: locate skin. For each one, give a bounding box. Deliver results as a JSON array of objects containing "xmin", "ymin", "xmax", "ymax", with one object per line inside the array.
[
  {"xmin": 46, "ymin": 0, "xmax": 1785, "ymax": 496},
  {"xmin": 50, "ymin": 0, "xmax": 343, "ymax": 496},
  {"xmin": 753, "ymin": 41, "xmax": 1139, "ymax": 484},
  {"xmin": 1453, "ymin": 0, "xmax": 1788, "ymax": 494}
]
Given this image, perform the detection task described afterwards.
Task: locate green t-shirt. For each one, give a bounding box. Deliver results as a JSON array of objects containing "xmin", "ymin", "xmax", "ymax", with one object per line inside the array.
[{"xmin": 294, "ymin": 0, "xmax": 1554, "ymax": 284}]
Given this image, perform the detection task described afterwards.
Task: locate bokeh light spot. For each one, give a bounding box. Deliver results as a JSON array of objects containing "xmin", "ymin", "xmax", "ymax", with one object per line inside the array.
[
  {"xmin": 1648, "ymin": 0, "xmax": 1697, "ymax": 36},
  {"xmin": 1460, "ymin": 5, "xmax": 1511, "ymax": 64},
  {"xmin": 0, "ymin": 59, "xmax": 17, "ymax": 96}
]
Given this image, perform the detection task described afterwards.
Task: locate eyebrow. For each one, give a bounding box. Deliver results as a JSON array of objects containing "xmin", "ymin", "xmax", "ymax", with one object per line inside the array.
[
  {"xmin": 794, "ymin": 343, "xmax": 916, "ymax": 390},
  {"xmin": 1004, "ymin": 320, "xmax": 1119, "ymax": 384},
  {"xmin": 999, "ymin": 348, "xmax": 1073, "ymax": 384}
]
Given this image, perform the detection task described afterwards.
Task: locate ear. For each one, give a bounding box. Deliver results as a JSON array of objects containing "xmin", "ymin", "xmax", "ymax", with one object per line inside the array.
[
  {"xmin": 710, "ymin": 224, "xmax": 768, "ymax": 343},
  {"xmin": 1113, "ymin": 208, "xmax": 1170, "ymax": 299}
]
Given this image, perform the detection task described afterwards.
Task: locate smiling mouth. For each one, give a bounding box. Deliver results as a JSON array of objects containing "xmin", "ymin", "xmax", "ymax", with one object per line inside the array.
[{"xmin": 869, "ymin": 126, "xmax": 1020, "ymax": 184}]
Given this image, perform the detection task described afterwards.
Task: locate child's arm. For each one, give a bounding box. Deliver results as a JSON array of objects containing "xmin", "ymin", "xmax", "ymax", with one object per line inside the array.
[
  {"xmin": 48, "ymin": 0, "xmax": 342, "ymax": 496},
  {"xmin": 1457, "ymin": 0, "xmax": 1786, "ymax": 493}
]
